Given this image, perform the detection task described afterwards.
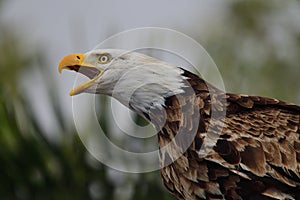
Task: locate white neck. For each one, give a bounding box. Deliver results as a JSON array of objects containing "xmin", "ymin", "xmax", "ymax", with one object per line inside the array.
[{"xmin": 111, "ymin": 62, "xmax": 186, "ymax": 115}]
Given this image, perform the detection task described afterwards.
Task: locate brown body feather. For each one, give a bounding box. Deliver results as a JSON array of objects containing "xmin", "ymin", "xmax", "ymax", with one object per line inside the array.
[{"xmin": 155, "ymin": 70, "xmax": 300, "ymax": 200}]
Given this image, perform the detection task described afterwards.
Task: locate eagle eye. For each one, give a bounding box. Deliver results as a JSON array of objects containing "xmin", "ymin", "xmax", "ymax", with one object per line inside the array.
[{"xmin": 98, "ymin": 53, "xmax": 111, "ymax": 64}]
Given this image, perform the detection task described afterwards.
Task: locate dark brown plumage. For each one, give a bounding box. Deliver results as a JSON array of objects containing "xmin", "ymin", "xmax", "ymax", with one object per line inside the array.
[{"xmin": 157, "ymin": 69, "xmax": 300, "ymax": 200}]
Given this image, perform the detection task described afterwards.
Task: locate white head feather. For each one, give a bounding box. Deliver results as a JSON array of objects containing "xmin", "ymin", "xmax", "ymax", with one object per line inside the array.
[{"xmin": 82, "ymin": 49, "xmax": 187, "ymax": 114}]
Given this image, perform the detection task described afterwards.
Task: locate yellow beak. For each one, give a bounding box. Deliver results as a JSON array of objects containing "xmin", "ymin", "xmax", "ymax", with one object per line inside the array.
[
  {"xmin": 58, "ymin": 54, "xmax": 103, "ymax": 96},
  {"xmin": 58, "ymin": 53, "xmax": 84, "ymax": 73}
]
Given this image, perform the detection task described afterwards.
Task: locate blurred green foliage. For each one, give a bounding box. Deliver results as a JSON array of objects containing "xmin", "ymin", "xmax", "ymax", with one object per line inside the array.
[
  {"xmin": 0, "ymin": 1, "xmax": 299, "ymax": 200},
  {"xmin": 0, "ymin": 3, "xmax": 173, "ymax": 200},
  {"xmin": 205, "ymin": 1, "xmax": 300, "ymax": 102}
]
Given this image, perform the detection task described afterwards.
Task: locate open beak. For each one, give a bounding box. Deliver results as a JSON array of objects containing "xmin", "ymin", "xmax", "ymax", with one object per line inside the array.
[{"xmin": 58, "ymin": 54, "xmax": 103, "ymax": 96}]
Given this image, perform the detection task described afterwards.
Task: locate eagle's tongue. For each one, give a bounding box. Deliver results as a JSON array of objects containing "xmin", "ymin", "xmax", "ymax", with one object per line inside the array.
[{"xmin": 77, "ymin": 66, "xmax": 101, "ymax": 79}]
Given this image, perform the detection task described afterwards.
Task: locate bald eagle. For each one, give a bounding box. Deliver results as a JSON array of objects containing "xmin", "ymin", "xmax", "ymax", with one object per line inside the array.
[{"xmin": 59, "ymin": 49, "xmax": 300, "ymax": 200}]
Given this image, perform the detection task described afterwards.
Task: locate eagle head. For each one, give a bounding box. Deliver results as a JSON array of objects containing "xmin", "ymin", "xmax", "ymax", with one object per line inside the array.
[{"xmin": 59, "ymin": 49, "xmax": 187, "ymax": 114}]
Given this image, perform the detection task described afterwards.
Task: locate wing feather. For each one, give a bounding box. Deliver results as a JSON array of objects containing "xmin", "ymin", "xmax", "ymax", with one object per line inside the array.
[{"xmin": 159, "ymin": 69, "xmax": 300, "ymax": 199}]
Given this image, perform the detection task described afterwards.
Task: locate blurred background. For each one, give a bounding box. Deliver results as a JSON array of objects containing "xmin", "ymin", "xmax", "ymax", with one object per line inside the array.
[{"xmin": 1, "ymin": 0, "xmax": 300, "ymax": 199}]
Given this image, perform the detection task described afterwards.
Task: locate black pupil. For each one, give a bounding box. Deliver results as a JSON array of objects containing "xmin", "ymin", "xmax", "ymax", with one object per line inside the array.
[{"xmin": 101, "ymin": 56, "xmax": 106, "ymax": 61}]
